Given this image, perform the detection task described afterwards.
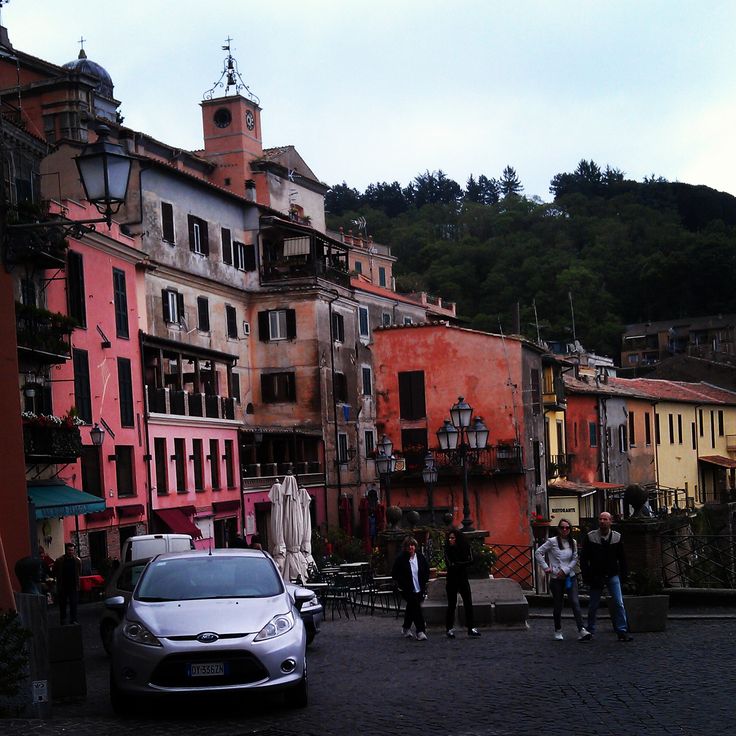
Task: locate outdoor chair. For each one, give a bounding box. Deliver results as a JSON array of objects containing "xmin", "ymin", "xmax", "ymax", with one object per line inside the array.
[{"xmin": 322, "ymin": 573, "xmax": 357, "ymax": 620}]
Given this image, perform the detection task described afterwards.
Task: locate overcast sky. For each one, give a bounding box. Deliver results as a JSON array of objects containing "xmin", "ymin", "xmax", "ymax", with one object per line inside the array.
[{"xmin": 5, "ymin": 0, "xmax": 736, "ymax": 201}]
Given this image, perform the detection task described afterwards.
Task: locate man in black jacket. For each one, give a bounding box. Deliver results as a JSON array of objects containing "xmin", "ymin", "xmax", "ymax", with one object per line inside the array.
[
  {"xmin": 392, "ymin": 536, "xmax": 430, "ymax": 640},
  {"xmin": 580, "ymin": 511, "xmax": 633, "ymax": 641}
]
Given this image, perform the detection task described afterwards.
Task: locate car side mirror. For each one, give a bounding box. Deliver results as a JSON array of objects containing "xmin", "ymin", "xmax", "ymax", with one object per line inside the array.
[
  {"xmin": 293, "ymin": 587, "xmax": 314, "ymax": 611},
  {"xmin": 104, "ymin": 595, "xmax": 127, "ymax": 611}
]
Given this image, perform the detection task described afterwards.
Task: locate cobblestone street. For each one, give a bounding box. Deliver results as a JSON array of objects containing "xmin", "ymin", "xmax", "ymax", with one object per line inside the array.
[{"xmin": 3, "ymin": 601, "xmax": 735, "ymax": 736}]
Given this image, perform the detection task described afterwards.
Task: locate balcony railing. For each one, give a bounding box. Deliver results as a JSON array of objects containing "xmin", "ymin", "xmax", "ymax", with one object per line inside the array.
[
  {"xmin": 432, "ymin": 444, "xmax": 524, "ymax": 475},
  {"xmin": 16, "ymin": 302, "xmax": 74, "ymax": 362},
  {"xmin": 241, "ymin": 461, "xmax": 325, "ymax": 491},
  {"xmin": 546, "ymin": 453, "xmax": 572, "ymax": 479},
  {"xmin": 145, "ymin": 386, "xmax": 236, "ymax": 421},
  {"xmin": 23, "ymin": 423, "xmax": 82, "ymax": 462}
]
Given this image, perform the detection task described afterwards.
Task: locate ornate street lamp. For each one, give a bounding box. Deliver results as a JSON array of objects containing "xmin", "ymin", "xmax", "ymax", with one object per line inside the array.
[
  {"xmin": 436, "ymin": 397, "xmax": 488, "ymax": 531},
  {"xmin": 374, "ymin": 434, "xmax": 396, "ymax": 507},
  {"xmin": 90, "ymin": 423, "xmax": 105, "ymax": 447},
  {"xmin": 421, "ymin": 452, "xmax": 439, "ymax": 525}
]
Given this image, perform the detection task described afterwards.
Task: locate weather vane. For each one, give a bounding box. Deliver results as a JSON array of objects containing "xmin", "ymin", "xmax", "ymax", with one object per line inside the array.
[{"xmin": 203, "ymin": 37, "xmax": 259, "ymax": 103}]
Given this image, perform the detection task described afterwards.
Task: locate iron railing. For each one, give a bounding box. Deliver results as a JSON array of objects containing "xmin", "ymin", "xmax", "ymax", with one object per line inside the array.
[
  {"xmin": 661, "ymin": 532, "xmax": 736, "ymax": 589},
  {"xmin": 491, "ymin": 544, "xmax": 534, "ymax": 590}
]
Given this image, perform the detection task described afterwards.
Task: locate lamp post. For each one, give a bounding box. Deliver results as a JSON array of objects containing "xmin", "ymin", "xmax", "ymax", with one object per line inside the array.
[
  {"xmin": 436, "ymin": 397, "xmax": 489, "ymax": 532},
  {"xmin": 374, "ymin": 433, "xmax": 396, "ymax": 507},
  {"xmin": 6, "ymin": 124, "xmax": 132, "ymax": 243},
  {"xmin": 90, "ymin": 423, "xmax": 105, "ymax": 447},
  {"xmin": 421, "ymin": 452, "xmax": 438, "ymax": 525}
]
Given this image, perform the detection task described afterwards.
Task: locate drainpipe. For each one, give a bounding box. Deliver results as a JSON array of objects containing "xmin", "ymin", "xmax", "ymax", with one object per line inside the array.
[
  {"xmin": 598, "ymin": 395, "xmax": 609, "ymax": 484},
  {"xmin": 326, "ymin": 290, "xmax": 342, "ymax": 527},
  {"xmin": 138, "ymin": 329, "xmax": 155, "ymax": 534}
]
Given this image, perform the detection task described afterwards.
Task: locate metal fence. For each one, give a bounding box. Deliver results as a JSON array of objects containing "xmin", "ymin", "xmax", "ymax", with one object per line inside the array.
[
  {"xmin": 491, "ymin": 544, "xmax": 534, "ymax": 590},
  {"xmin": 661, "ymin": 532, "xmax": 736, "ymax": 589}
]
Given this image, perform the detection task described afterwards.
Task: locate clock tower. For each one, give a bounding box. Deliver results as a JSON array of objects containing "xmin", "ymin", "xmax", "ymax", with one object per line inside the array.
[{"xmin": 200, "ymin": 42, "xmax": 268, "ymax": 203}]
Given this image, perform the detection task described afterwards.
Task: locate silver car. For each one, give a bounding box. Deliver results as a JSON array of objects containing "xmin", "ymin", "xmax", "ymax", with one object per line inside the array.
[{"xmin": 107, "ymin": 549, "xmax": 311, "ymax": 711}]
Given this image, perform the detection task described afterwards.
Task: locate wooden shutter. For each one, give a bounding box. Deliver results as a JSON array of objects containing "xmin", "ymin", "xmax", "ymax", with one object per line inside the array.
[
  {"xmin": 197, "ymin": 297, "xmax": 210, "ymax": 331},
  {"xmin": 261, "ymin": 373, "xmax": 275, "ymax": 402},
  {"xmin": 226, "ymin": 305, "xmax": 237, "ymax": 338},
  {"xmin": 161, "ymin": 202, "xmax": 175, "ymax": 242},
  {"xmin": 243, "ymin": 242, "xmax": 256, "ymax": 271},
  {"xmin": 187, "ymin": 215, "xmax": 196, "ymax": 252},
  {"xmin": 118, "ymin": 357, "xmax": 134, "ymax": 427},
  {"xmin": 161, "ymin": 289, "xmax": 171, "ymax": 322},
  {"xmin": 73, "ymin": 348, "xmax": 92, "ymax": 423},
  {"xmin": 221, "ymin": 228, "xmax": 232, "ymax": 265},
  {"xmin": 113, "ymin": 268, "xmax": 129, "ymax": 338},
  {"xmin": 176, "ymin": 292, "xmax": 185, "ymax": 324},
  {"xmin": 258, "ymin": 311, "xmax": 270, "ymax": 341},
  {"xmin": 285, "ymin": 309, "xmax": 297, "ymax": 339},
  {"xmin": 67, "ymin": 250, "xmax": 87, "ymax": 327},
  {"xmin": 200, "ymin": 220, "xmax": 209, "ymax": 256}
]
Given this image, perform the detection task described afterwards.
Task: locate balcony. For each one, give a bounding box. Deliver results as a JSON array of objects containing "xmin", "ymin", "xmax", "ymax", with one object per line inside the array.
[
  {"xmin": 433, "ymin": 443, "xmax": 524, "ymax": 475},
  {"xmin": 260, "ymin": 216, "xmax": 350, "ymax": 288},
  {"xmin": 23, "ymin": 422, "xmax": 82, "ymax": 463},
  {"xmin": 16, "ymin": 302, "xmax": 74, "ymax": 363},
  {"xmin": 145, "ymin": 386, "xmax": 236, "ymax": 421},
  {"xmin": 5, "ymin": 205, "xmax": 69, "ymax": 269},
  {"xmin": 241, "ymin": 460, "xmax": 324, "ymax": 491},
  {"xmin": 546, "ymin": 453, "xmax": 572, "ymax": 479}
]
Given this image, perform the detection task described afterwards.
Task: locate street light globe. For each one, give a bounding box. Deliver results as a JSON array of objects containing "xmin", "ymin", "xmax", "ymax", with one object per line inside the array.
[
  {"xmin": 450, "ymin": 396, "xmax": 473, "ymax": 429},
  {"xmin": 467, "ymin": 416, "xmax": 489, "ymax": 449}
]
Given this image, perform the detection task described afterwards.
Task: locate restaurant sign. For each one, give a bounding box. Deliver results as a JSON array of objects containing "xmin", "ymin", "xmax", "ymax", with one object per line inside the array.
[{"xmin": 549, "ymin": 496, "xmax": 579, "ymax": 527}]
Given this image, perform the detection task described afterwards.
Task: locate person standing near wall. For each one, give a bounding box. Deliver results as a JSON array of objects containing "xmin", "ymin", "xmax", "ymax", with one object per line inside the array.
[
  {"xmin": 444, "ymin": 530, "xmax": 481, "ymax": 638},
  {"xmin": 392, "ymin": 536, "xmax": 430, "ymax": 641},
  {"xmin": 580, "ymin": 511, "xmax": 633, "ymax": 642},
  {"xmin": 53, "ymin": 542, "xmax": 81, "ymax": 625},
  {"xmin": 535, "ymin": 518, "xmax": 590, "ymax": 641}
]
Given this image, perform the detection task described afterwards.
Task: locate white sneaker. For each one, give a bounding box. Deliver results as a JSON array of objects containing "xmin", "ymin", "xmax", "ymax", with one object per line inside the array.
[
  {"xmin": 578, "ymin": 627, "xmax": 592, "ymax": 641},
  {"xmin": 416, "ymin": 631, "xmax": 428, "ymax": 641},
  {"xmin": 402, "ymin": 628, "xmax": 415, "ymax": 639},
  {"xmin": 554, "ymin": 630, "xmax": 564, "ymax": 640}
]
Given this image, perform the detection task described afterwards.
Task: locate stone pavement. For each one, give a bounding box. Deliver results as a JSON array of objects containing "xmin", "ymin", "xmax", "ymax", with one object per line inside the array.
[{"xmin": 3, "ymin": 599, "xmax": 736, "ymax": 736}]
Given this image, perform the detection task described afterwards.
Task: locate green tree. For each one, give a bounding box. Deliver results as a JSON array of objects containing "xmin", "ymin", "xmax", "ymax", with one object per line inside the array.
[{"xmin": 498, "ymin": 165, "xmax": 523, "ymax": 197}]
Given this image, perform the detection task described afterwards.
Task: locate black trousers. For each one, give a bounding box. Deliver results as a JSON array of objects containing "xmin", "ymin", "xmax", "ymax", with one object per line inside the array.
[
  {"xmin": 401, "ymin": 591, "xmax": 426, "ymax": 633},
  {"xmin": 446, "ymin": 574, "xmax": 475, "ymax": 632},
  {"xmin": 58, "ymin": 586, "xmax": 78, "ymax": 624}
]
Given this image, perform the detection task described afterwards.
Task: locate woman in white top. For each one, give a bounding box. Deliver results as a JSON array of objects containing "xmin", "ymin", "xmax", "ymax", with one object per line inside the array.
[{"xmin": 534, "ymin": 519, "xmax": 590, "ymax": 641}]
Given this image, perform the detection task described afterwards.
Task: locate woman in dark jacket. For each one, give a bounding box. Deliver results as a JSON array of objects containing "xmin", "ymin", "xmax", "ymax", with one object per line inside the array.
[
  {"xmin": 444, "ymin": 530, "xmax": 481, "ymax": 638},
  {"xmin": 391, "ymin": 536, "xmax": 430, "ymax": 640}
]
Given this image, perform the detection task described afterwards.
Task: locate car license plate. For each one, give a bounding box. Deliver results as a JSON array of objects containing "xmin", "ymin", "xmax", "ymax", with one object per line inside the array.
[{"xmin": 188, "ymin": 662, "xmax": 226, "ymax": 677}]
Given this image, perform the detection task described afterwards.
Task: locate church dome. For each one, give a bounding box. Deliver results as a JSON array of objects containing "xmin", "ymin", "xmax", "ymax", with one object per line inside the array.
[{"xmin": 62, "ymin": 49, "xmax": 114, "ymax": 99}]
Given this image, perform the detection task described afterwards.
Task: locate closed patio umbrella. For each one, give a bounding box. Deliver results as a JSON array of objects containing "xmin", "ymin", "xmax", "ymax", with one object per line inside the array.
[
  {"xmin": 268, "ymin": 480, "xmax": 286, "ymax": 574},
  {"xmin": 281, "ymin": 474, "xmax": 308, "ymax": 582},
  {"xmin": 298, "ymin": 485, "xmax": 315, "ymax": 570}
]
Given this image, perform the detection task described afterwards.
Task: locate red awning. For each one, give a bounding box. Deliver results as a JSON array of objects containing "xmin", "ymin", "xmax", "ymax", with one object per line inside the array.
[
  {"xmin": 699, "ymin": 455, "xmax": 736, "ymax": 469},
  {"xmin": 154, "ymin": 508, "xmax": 202, "ymax": 538},
  {"xmin": 85, "ymin": 508, "xmax": 115, "ymax": 522},
  {"xmin": 117, "ymin": 504, "xmax": 145, "ymax": 518}
]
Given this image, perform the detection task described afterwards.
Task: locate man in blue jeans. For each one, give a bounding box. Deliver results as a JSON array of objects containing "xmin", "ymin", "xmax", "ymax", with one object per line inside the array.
[{"xmin": 580, "ymin": 511, "xmax": 633, "ymax": 642}]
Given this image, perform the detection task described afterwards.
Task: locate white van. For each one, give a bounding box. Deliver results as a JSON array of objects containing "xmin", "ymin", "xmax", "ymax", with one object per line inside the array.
[{"xmin": 121, "ymin": 534, "xmax": 194, "ymax": 562}]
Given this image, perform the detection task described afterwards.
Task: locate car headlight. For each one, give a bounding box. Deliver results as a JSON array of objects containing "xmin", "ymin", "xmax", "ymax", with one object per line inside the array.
[
  {"xmin": 254, "ymin": 611, "xmax": 295, "ymax": 641},
  {"xmin": 122, "ymin": 620, "xmax": 162, "ymax": 647}
]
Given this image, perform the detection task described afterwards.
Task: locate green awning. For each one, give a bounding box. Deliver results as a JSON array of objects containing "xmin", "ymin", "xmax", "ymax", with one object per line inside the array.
[{"xmin": 28, "ymin": 481, "xmax": 106, "ymax": 520}]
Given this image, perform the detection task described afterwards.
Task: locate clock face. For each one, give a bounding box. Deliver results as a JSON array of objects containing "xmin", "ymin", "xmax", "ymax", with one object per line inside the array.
[
  {"xmin": 213, "ymin": 108, "xmax": 232, "ymax": 129},
  {"xmin": 245, "ymin": 110, "xmax": 255, "ymax": 131}
]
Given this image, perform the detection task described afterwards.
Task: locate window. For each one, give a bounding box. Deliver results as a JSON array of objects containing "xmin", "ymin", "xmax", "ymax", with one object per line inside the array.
[
  {"xmin": 67, "ymin": 250, "xmax": 87, "ymax": 328},
  {"xmin": 238, "ymin": 242, "xmax": 256, "ymax": 271},
  {"xmin": 73, "ymin": 348, "xmax": 92, "ymax": 423},
  {"xmin": 154, "ymin": 438, "xmax": 168, "ymax": 495},
  {"xmin": 221, "ymin": 227, "xmax": 232, "ymax": 265},
  {"xmin": 20, "ymin": 278, "xmax": 36, "ymax": 307},
  {"xmin": 231, "ymin": 372, "xmax": 241, "ymax": 402},
  {"xmin": 588, "ymin": 422, "xmax": 597, "ymax": 448},
  {"xmin": 710, "ymin": 410, "xmax": 715, "ymax": 448},
  {"xmin": 378, "ymin": 266, "xmax": 386, "ymax": 287},
  {"xmin": 398, "ymin": 371, "xmax": 426, "ymax": 420},
  {"xmin": 382, "ymin": 312, "xmax": 392, "ymax": 327},
  {"xmin": 354, "ymin": 260, "xmax": 363, "ymax": 274},
  {"xmin": 403, "ymin": 316, "xmax": 413, "ymax": 325},
  {"xmin": 188, "ymin": 215, "xmax": 209, "ymax": 256},
  {"xmin": 358, "ymin": 306, "xmax": 370, "ymax": 338},
  {"xmin": 117, "ymin": 357, "xmax": 134, "ymax": 427},
  {"xmin": 645, "ymin": 412, "xmax": 652, "ymax": 446},
  {"xmin": 678, "ymin": 414, "xmax": 683, "ymax": 444},
  {"xmin": 401, "ymin": 427, "xmax": 428, "ymax": 471},
  {"xmin": 691, "ymin": 422, "xmax": 697, "ymax": 450},
  {"xmin": 112, "ymin": 268, "xmax": 129, "ymax": 339},
  {"xmin": 668, "ymin": 414, "xmax": 674, "ymax": 444},
  {"xmin": 699, "ymin": 409, "xmax": 704, "ymax": 437},
  {"xmin": 197, "ymin": 296, "xmax": 210, "ymax": 332},
  {"xmin": 80, "ymin": 446, "xmax": 102, "ymax": 497},
  {"xmin": 619, "ymin": 425, "xmax": 628, "ymax": 453},
  {"xmin": 338, "ymin": 433, "xmax": 349, "ymax": 464},
  {"xmin": 209, "ymin": 439, "xmax": 220, "ymax": 489},
  {"xmin": 261, "ymin": 372, "xmax": 296, "ymax": 402},
  {"xmin": 161, "ymin": 202, "xmax": 175, "ymax": 243},
  {"xmin": 655, "ymin": 414, "xmax": 661, "ymax": 444},
  {"xmin": 162, "ymin": 289, "xmax": 185, "ymax": 324},
  {"xmin": 258, "ymin": 309, "xmax": 296, "ymax": 341},
  {"xmin": 332, "ymin": 312, "xmax": 345, "ymax": 342},
  {"xmin": 174, "ymin": 438, "xmax": 186, "ymax": 492},
  {"xmin": 530, "ymin": 369, "xmax": 541, "ymax": 415},
  {"xmin": 718, "ymin": 410, "xmax": 725, "ymax": 437},
  {"xmin": 224, "ymin": 439, "xmax": 235, "ymax": 488},
  {"xmin": 334, "ymin": 372, "xmax": 348, "ymax": 403},
  {"xmin": 226, "ymin": 305, "xmax": 238, "ymax": 339},
  {"xmin": 364, "ymin": 430, "xmax": 375, "ymax": 457},
  {"xmin": 115, "ymin": 446, "xmax": 135, "ymax": 497},
  {"xmin": 192, "ymin": 439, "xmax": 204, "ymax": 491},
  {"xmin": 362, "ymin": 366, "xmax": 372, "ymax": 396},
  {"xmin": 628, "ymin": 411, "xmax": 636, "ymax": 446}
]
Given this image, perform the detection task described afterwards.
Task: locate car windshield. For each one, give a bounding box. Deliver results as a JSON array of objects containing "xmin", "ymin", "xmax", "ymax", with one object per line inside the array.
[{"xmin": 135, "ymin": 555, "xmax": 284, "ymax": 601}]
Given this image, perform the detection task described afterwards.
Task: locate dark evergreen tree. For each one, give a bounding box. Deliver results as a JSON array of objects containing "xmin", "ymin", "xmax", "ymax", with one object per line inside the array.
[{"xmin": 498, "ymin": 165, "xmax": 523, "ymax": 197}]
